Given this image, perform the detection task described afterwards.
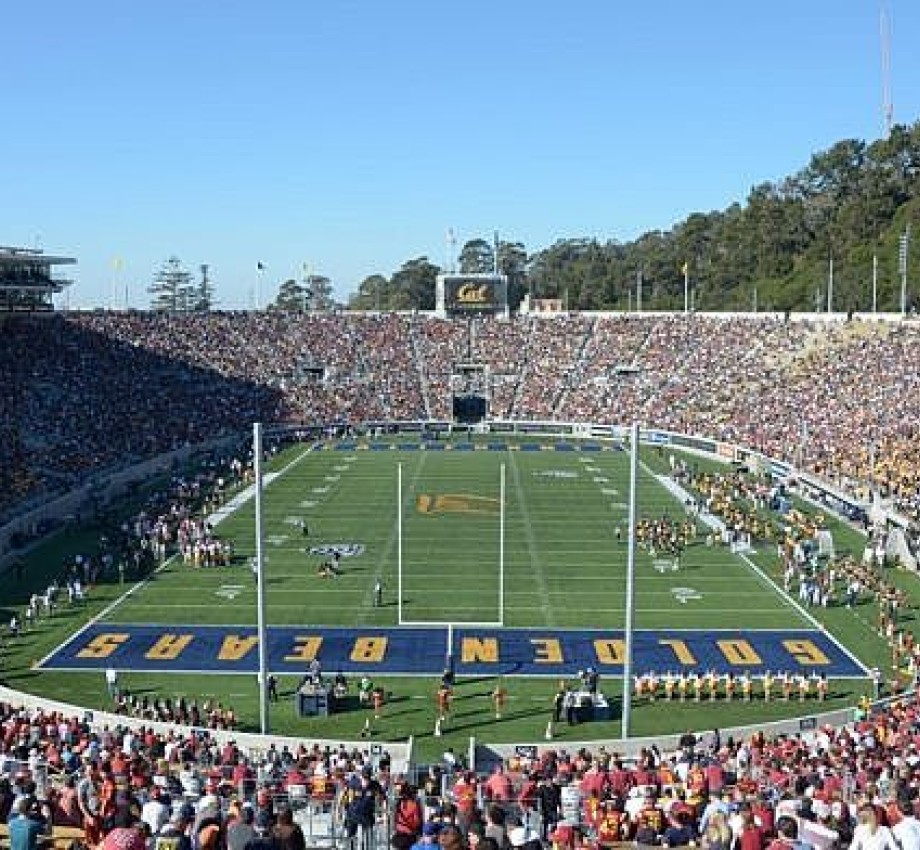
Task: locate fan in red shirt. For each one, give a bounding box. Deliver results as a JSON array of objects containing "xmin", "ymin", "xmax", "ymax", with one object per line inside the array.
[
  {"xmin": 596, "ymin": 799, "xmax": 630, "ymax": 847},
  {"xmin": 738, "ymin": 806, "xmax": 766, "ymax": 850},
  {"xmin": 483, "ymin": 764, "xmax": 513, "ymax": 803}
]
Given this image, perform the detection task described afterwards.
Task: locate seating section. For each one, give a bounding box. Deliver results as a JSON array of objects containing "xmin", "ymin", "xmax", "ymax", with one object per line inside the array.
[{"xmin": 3, "ymin": 313, "xmax": 920, "ymax": 531}]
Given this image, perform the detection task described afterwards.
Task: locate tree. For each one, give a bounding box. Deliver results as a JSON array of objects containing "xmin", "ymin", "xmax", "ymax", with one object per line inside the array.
[
  {"xmin": 149, "ymin": 256, "xmax": 195, "ymax": 311},
  {"xmin": 348, "ymin": 274, "xmax": 390, "ymax": 310},
  {"xmin": 390, "ymin": 257, "xmax": 440, "ymax": 310},
  {"xmin": 497, "ymin": 241, "xmax": 529, "ymax": 309},
  {"xmin": 458, "ymin": 238, "xmax": 494, "ymax": 274},
  {"xmin": 274, "ymin": 278, "xmax": 307, "ymax": 311},
  {"xmin": 194, "ymin": 264, "xmax": 215, "ymax": 311},
  {"xmin": 306, "ymin": 274, "xmax": 334, "ymax": 311}
]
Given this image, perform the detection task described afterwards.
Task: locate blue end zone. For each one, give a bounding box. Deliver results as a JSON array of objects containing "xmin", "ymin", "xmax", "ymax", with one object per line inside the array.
[
  {"xmin": 41, "ymin": 625, "xmax": 866, "ymax": 677},
  {"xmin": 325, "ymin": 440, "xmax": 619, "ymax": 452}
]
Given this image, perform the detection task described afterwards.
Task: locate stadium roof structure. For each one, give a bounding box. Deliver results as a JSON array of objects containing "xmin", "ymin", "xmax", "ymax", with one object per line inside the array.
[{"xmin": 0, "ymin": 245, "xmax": 75, "ymax": 311}]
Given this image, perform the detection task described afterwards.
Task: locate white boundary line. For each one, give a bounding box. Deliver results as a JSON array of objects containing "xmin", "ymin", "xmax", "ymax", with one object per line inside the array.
[
  {"xmin": 736, "ymin": 550, "xmax": 871, "ymax": 676},
  {"xmin": 34, "ymin": 443, "xmax": 319, "ymax": 670},
  {"xmin": 38, "ymin": 664, "xmax": 872, "ymax": 681},
  {"xmin": 640, "ymin": 462, "xmax": 871, "ymax": 677},
  {"xmin": 45, "ymin": 621, "xmax": 854, "ymax": 635}
]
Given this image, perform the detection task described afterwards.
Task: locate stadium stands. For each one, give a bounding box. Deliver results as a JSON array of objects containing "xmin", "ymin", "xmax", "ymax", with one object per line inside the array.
[
  {"xmin": 3, "ymin": 312, "xmax": 920, "ymax": 533},
  {"xmin": 3, "ymin": 685, "xmax": 920, "ymax": 849},
  {"xmin": 3, "ymin": 308, "xmax": 920, "ymax": 847}
]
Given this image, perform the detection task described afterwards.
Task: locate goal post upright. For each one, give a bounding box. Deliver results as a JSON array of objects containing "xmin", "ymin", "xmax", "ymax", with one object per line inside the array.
[
  {"xmin": 499, "ymin": 462, "xmax": 506, "ymax": 627},
  {"xmin": 397, "ymin": 462, "xmax": 403, "ymax": 625}
]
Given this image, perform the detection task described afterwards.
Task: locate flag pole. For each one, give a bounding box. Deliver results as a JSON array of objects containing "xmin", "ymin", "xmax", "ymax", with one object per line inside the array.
[
  {"xmin": 621, "ymin": 422, "xmax": 639, "ymax": 739},
  {"xmin": 683, "ymin": 264, "xmax": 690, "ymax": 314},
  {"xmin": 253, "ymin": 423, "xmax": 269, "ymax": 734}
]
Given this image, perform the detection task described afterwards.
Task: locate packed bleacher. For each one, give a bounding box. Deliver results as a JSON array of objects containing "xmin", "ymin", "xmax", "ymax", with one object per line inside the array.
[
  {"xmin": 2, "ymin": 311, "xmax": 920, "ymax": 534},
  {"xmin": 5, "ymin": 683, "xmax": 920, "ymax": 850},
  {"xmin": 2, "ymin": 309, "xmax": 920, "ymax": 848}
]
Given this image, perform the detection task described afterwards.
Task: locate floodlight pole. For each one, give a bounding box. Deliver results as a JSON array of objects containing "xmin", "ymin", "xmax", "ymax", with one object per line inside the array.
[
  {"xmin": 397, "ymin": 463, "xmax": 403, "ymax": 624},
  {"xmin": 499, "ymin": 463, "xmax": 506, "ymax": 626},
  {"xmin": 872, "ymin": 254, "xmax": 878, "ymax": 314},
  {"xmin": 621, "ymin": 422, "xmax": 639, "ymax": 740},
  {"xmin": 253, "ymin": 423, "xmax": 269, "ymax": 735}
]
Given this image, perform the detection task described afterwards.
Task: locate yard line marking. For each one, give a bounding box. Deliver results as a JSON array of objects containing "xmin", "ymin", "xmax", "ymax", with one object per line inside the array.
[
  {"xmin": 103, "ymin": 619, "xmax": 831, "ymax": 633},
  {"xmin": 507, "ymin": 453, "xmax": 555, "ymax": 626},
  {"xmin": 104, "ymin": 602, "xmax": 787, "ymax": 614},
  {"xmin": 354, "ymin": 452, "xmax": 429, "ymax": 625}
]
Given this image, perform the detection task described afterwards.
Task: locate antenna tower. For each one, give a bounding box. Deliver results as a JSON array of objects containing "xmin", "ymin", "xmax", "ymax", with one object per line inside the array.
[{"xmin": 880, "ymin": 2, "xmax": 894, "ymax": 136}]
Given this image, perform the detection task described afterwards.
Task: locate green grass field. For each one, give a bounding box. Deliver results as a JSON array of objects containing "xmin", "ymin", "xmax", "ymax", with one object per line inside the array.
[
  {"xmin": 107, "ymin": 443, "xmax": 811, "ymax": 630},
  {"xmin": 4, "ymin": 437, "xmax": 914, "ymax": 762}
]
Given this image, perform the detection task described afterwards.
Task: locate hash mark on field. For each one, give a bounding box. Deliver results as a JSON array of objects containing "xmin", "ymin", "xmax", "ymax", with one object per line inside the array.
[
  {"xmin": 312, "ymin": 487, "xmax": 329, "ymax": 494},
  {"xmin": 325, "ymin": 475, "xmax": 340, "ymax": 482},
  {"xmin": 507, "ymin": 452, "xmax": 555, "ymax": 627},
  {"xmin": 334, "ymin": 465, "xmax": 348, "ymax": 472},
  {"xmin": 601, "ymin": 488, "xmax": 619, "ymax": 495},
  {"xmin": 593, "ymin": 476, "xmax": 609, "ymax": 483},
  {"xmin": 300, "ymin": 500, "xmax": 317, "ymax": 508}
]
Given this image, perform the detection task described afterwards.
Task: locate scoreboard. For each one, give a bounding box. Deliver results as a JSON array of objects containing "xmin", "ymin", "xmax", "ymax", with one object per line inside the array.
[{"xmin": 437, "ymin": 273, "xmax": 508, "ymax": 317}]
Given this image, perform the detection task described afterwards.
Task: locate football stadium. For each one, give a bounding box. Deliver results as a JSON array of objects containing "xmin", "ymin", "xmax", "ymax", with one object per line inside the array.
[
  {"xmin": 3, "ymin": 304, "xmax": 920, "ymax": 848},
  {"xmin": 5, "ymin": 3, "xmax": 920, "ymax": 847}
]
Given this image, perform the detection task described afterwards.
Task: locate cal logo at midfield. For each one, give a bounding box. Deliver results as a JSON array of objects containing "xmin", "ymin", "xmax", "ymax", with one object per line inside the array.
[{"xmin": 416, "ymin": 493, "xmax": 499, "ymax": 515}]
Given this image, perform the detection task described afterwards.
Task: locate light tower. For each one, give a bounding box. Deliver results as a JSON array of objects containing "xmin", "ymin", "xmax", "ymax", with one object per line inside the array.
[{"xmin": 880, "ymin": 2, "xmax": 894, "ymax": 137}]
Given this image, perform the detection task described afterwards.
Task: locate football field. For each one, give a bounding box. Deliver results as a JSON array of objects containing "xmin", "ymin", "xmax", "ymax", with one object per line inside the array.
[{"xmin": 40, "ymin": 438, "xmax": 865, "ymax": 680}]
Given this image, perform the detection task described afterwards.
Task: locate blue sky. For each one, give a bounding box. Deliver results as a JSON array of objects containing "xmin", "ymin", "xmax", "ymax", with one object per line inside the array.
[{"xmin": 2, "ymin": 1, "xmax": 918, "ymax": 308}]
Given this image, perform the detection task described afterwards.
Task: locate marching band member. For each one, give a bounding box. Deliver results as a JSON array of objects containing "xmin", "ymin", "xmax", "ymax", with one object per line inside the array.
[
  {"xmin": 817, "ymin": 673, "xmax": 828, "ymax": 701},
  {"xmin": 741, "ymin": 671, "xmax": 752, "ymax": 702},
  {"xmin": 664, "ymin": 672, "xmax": 676, "ymax": 702},
  {"xmin": 781, "ymin": 672, "xmax": 793, "ymax": 702},
  {"xmin": 798, "ymin": 673, "xmax": 810, "ymax": 701},
  {"xmin": 693, "ymin": 672, "xmax": 704, "ymax": 703}
]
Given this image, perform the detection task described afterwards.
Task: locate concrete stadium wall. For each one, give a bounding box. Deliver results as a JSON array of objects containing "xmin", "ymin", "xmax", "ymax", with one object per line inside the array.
[
  {"xmin": 0, "ymin": 435, "xmax": 244, "ymax": 572},
  {"xmin": 473, "ymin": 701, "xmax": 860, "ymax": 766}
]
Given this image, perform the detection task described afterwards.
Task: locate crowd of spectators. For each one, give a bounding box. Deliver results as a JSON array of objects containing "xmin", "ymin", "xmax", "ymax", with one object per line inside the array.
[
  {"xmin": 3, "ymin": 312, "xmax": 920, "ymax": 539},
  {"xmin": 7, "ymin": 683, "xmax": 920, "ymax": 850},
  {"xmin": 0, "ymin": 696, "xmax": 396, "ymax": 850}
]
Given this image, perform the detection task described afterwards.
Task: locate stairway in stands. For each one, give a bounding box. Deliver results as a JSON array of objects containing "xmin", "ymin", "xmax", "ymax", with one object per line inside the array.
[
  {"xmin": 409, "ymin": 316, "xmax": 433, "ymax": 420},
  {"xmin": 552, "ymin": 316, "xmax": 597, "ymax": 416}
]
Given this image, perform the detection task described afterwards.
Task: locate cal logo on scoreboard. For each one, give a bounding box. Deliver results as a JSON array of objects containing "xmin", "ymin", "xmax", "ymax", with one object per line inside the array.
[{"xmin": 438, "ymin": 274, "xmax": 508, "ymax": 315}]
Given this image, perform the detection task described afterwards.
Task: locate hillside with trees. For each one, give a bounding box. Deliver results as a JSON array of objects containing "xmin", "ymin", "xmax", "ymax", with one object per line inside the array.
[{"xmin": 349, "ymin": 121, "xmax": 920, "ymax": 313}]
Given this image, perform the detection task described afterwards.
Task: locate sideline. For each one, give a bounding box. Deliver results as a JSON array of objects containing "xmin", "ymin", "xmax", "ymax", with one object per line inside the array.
[
  {"xmin": 33, "ymin": 443, "xmax": 318, "ymax": 669},
  {"xmin": 645, "ymin": 462, "xmax": 870, "ymax": 678}
]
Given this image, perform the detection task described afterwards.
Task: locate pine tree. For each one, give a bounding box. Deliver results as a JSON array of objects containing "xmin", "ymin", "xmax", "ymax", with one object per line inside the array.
[{"xmin": 149, "ymin": 256, "xmax": 196, "ymax": 311}]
